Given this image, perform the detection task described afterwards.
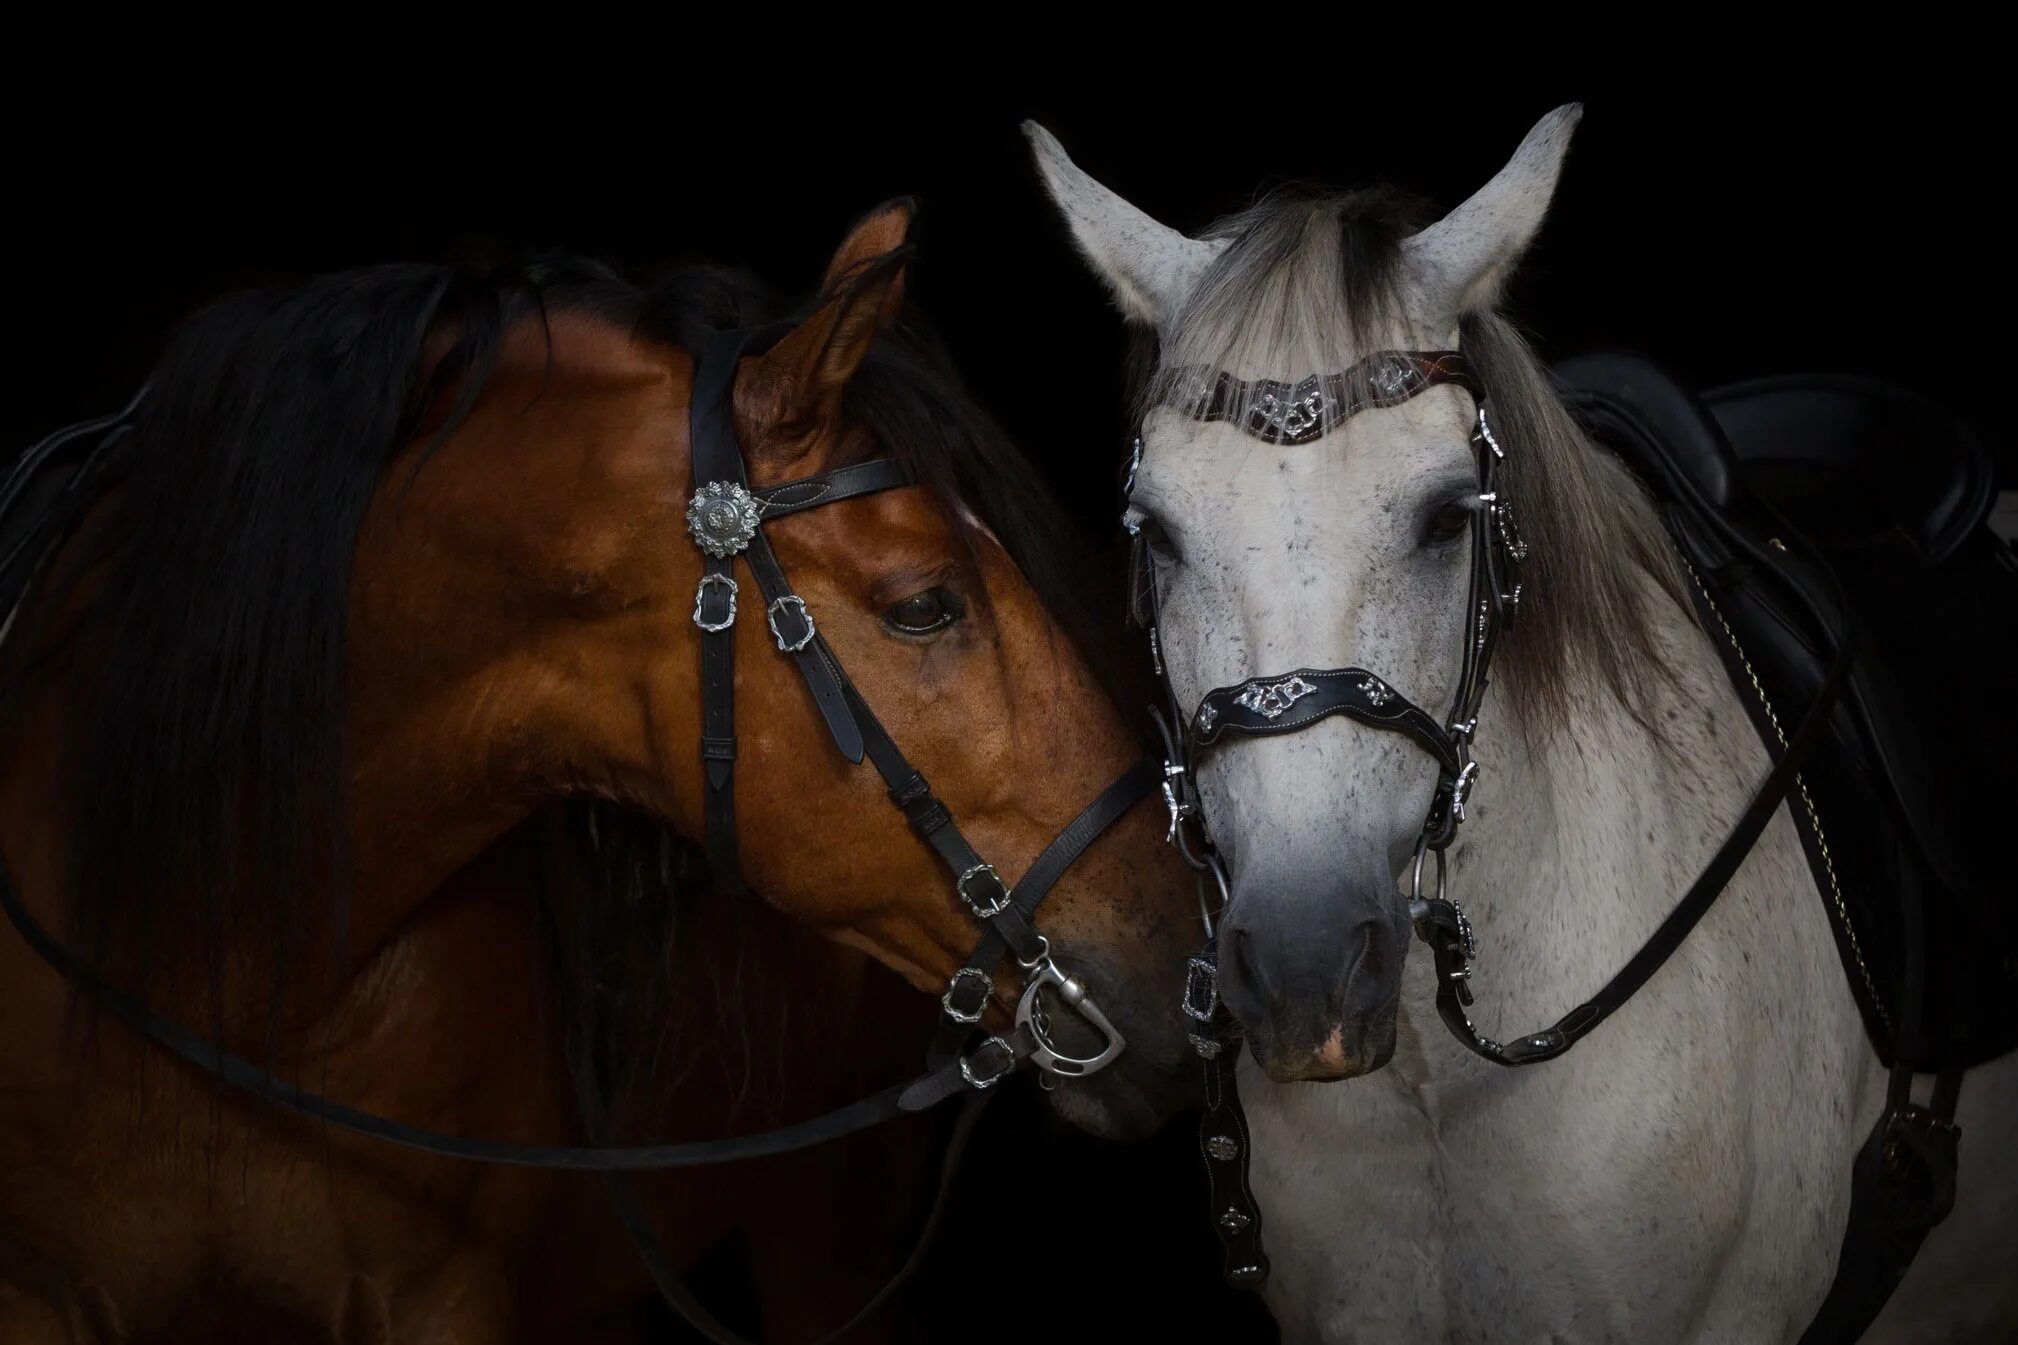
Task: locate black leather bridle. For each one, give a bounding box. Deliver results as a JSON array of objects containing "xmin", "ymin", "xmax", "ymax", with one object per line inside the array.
[
  {"xmin": 0, "ymin": 323, "xmax": 1165, "ymax": 1343},
  {"xmin": 1128, "ymin": 347, "xmax": 1856, "ymax": 1289}
]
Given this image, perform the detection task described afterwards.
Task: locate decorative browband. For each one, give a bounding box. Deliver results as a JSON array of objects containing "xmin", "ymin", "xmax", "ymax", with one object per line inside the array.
[{"xmin": 1155, "ymin": 350, "xmax": 1475, "ymax": 446}]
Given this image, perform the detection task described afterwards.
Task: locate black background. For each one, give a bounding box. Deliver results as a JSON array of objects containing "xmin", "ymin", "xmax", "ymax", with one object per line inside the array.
[
  {"xmin": 11, "ymin": 74, "xmax": 2010, "ymax": 526},
  {"xmin": 7, "ymin": 65, "xmax": 2003, "ymax": 1343}
]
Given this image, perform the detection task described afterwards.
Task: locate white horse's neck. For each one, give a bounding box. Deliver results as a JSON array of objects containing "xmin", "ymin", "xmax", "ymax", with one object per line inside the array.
[
  {"xmin": 1245, "ymin": 538, "xmax": 1884, "ymax": 1342},
  {"xmin": 1385, "ymin": 564, "xmax": 1765, "ymax": 1091}
]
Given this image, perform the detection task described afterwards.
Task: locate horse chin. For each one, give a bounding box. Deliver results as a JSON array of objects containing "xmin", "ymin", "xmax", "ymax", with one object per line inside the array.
[
  {"xmin": 1248, "ymin": 1014, "xmax": 1398, "ymax": 1084},
  {"xmin": 1043, "ymin": 1072, "xmax": 1168, "ymax": 1141}
]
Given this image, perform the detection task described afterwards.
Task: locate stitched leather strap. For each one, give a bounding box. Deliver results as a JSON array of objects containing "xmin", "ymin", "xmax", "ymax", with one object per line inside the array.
[
  {"xmin": 0, "ymin": 858, "xmax": 968, "ymax": 1167},
  {"xmin": 926, "ymin": 758, "xmax": 1161, "ymax": 1063},
  {"xmin": 755, "ymin": 458, "xmax": 919, "ymax": 519},
  {"xmin": 1189, "ymin": 665, "xmax": 1460, "ymax": 777},
  {"xmin": 1157, "ymin": 351, "xmax": 1476, "ymax": 447},
  {"xmin": 1416, "ymin": 624, "xmax": 1858, "ymax": 1066}
]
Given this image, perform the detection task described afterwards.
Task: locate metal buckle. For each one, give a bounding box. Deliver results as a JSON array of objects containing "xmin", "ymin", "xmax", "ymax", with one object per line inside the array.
[
  {"xmin": 1451, "ymin": 759, "xmax": 1480, "ymax": 823},
  {"xmin": 691, "ymin": 573, "xmax": 738, "ymax": 633},
  {"xmin": 1161, "ymin": 761, "xmax": 1194, "ymax": 843},
  {"xmin": 940, "ymin": 967, "xmax": 993, "ymax": 1024},
  {"xmin": 956, "ymin": 863, "xmax": 1011, "ymax": 920},
  {"xmin": 766, "ymin": 595, "xmax": 815, "ymax": 652},
  {"xmin": 960, "ymin": 1035, "xmax": 1018, "ymax": 1090},
  {"xmin": 1183, "ymin": 954, "xmax": 1220, "ymax": 1023},
  {"xmin": 1016, "ymin": 956, "xmax": 1126, "ymax": 1079}
]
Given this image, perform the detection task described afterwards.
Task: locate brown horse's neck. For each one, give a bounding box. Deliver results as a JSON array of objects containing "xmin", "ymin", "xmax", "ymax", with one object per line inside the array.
[
  {"xmin": 1, "ymin": 316, "xmax": 709, "ymax": 1019},
  {"xmin": 342, "ymin": 318, "xmax": 705, "ymax": 962}
]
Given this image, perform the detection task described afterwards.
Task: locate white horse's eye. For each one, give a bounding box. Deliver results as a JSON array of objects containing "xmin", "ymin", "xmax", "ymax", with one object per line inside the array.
[
  {"xmin": 1421, "ymin": 495, "xmax": 1478, "ymax": 547},
  {"xmin": 1128, "ymin": 509, "xmax": 1182, "ymax": 562}
]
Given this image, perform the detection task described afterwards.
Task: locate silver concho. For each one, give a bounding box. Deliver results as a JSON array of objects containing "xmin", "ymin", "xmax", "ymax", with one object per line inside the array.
[
  {"xmin": 1371, "ymin": 356, "xmax": 1415, "ymax": 397},
  {"xmin": 686, "ymin": 481, "xmax": 760, "ymax": 558},
  {"xmin": 1217, "ymin": 1208, "xmax": 1253, "ymax": 1233},
  {"xmin": 1253, "ymin": 378, "xmax": 1328, "ymax": 441},
  {"xmin": 1195, "ymin": 702, "xmax": 1219, "ymax": 734},
  {"xmin": 1205, "ymin": 1134, "xmax": 1240, "ymax": 1162},
  {"xmin": 1357, "ymin": 676, "xmax": 1393, "ymax": 707},
  {"xmin": 1233, "ymin": 675, "xmax": 1317, "ymax": 719}
]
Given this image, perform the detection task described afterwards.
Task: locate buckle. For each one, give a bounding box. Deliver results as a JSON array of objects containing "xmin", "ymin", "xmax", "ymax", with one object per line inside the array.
[
  {"xmin": 940, "ymin": 967, "xmax": 992, "ymax": 1024},
  {"xmin": 766, "ymin": 594, "xmax": 816, "ymax": 652},
  {"xmin": 691, "ymin": 573, "xmax": 738, "ymax": 633},
  {"xmin": 956, "ymin": 863, "xmax": 1011, "ymax": 920},
  {"xmin": 1450, "ymin": 759, "xmax": 1480, "ymax": 823},
  {"xmin": 1161, "ymin": 762, "xmax": 1194, "ymax": 844},
  {"xmin": 1183, "ymin": 954, "xmax": 1220, "ymax": 1023},
  {"xmin": 960, "ymin": 1035, "xmax": 1018, "ymax": 1089}
]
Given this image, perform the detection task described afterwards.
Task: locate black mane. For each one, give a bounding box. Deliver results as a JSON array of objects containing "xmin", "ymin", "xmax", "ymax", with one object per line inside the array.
[{"xmin": 1, "ymin": 255, "xmax": 1096, "ymax": 1059}]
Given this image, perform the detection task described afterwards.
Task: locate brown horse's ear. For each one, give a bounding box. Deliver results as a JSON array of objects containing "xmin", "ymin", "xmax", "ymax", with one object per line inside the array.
[{"xmin": 740, "ymin": 200, "xmax": 916, "ymax": 459}]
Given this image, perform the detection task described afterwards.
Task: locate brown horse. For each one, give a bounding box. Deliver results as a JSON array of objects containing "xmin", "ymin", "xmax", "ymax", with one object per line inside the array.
[{"xmin": 0, "ymin": 202, "xmax": 1196, "ymax": 1341}]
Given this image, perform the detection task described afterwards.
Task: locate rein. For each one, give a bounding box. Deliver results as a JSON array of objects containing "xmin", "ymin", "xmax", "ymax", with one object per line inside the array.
[{"xmin": 0, "ymin": 326, "xmax": 1164, "ymax": 1344}]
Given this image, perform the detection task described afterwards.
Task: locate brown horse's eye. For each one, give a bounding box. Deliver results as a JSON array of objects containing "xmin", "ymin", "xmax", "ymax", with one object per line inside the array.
[{"xmin": 883, "ymin": 586, "xmax": 964, "ymax": 636}]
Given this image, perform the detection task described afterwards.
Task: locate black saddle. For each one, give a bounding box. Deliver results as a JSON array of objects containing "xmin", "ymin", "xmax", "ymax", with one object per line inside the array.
[{"xmin": 1555, "ymin": 353, "xmax": 2018, "ymax": 1071}]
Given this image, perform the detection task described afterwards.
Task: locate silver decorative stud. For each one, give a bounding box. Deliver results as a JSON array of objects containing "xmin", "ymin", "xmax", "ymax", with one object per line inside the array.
[
  {"xmin": 1218, "ymin": 1208, "xmax": 1253, "ymax": 1233},
  {"xmin": 1195, "ymin": 702, "xmax": 1219, "ymax": 734},
  {"xmin": 687, "ymin": 481, "xmax": 761, "ymax": 558},
  {"xmin": 1234, "ymin": 675, "xmax": 1317, "ymax": 719},
  {"xmin": 1357, "ymin": 676, "xmax": 1392, "ymax": 707},
  {"xmin": 1206, "ymin": 1135, "xmax": 1240, "ymax": 1162},
  {"xmin": 1254, "ymin": 377, "xmax": 1328, "ymax": 440},
  {"xmin": 1477, "ymin": 406, "xmax": 1504, "ymax": 459},
  {"xmin": 1372, "ymin": 357, "xmax": 1414, "ymax": 397},
  {"xmin": 1229, "ymin": 1265, "xmax": 1266, "ymax": 1284}
]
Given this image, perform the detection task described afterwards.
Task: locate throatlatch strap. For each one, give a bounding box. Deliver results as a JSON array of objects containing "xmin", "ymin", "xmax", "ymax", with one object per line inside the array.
[{"xmin": 690, "ymin": 328, "xmax": 757, "ymax": 896}]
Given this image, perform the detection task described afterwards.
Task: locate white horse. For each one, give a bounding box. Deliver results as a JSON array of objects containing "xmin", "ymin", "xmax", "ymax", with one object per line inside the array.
[{"xmin": 1027, "ymin": 106, "xmax": 2018, "ymax": 1343}]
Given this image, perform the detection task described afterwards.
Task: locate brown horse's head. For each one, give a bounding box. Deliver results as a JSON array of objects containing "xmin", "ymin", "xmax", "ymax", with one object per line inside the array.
[{"xmin": 333, "ymin": 203, "xmax": 1195, "ymax": 1133}]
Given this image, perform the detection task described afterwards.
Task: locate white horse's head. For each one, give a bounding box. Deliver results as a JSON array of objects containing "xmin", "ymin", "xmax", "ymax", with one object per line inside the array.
[{"xmin": 1031, "ymin": 107, "xmax": 1666, "ymax": 1082}]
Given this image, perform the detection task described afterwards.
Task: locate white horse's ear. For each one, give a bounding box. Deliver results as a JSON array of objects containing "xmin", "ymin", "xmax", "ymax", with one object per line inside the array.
[
  {"xmin": 1024, "ymin": 121, "xmax": 1224, "ymax": 327},
  {"xmin": 1404, "ymin": 104, "xmax": 1583, "ymax": 320}
]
